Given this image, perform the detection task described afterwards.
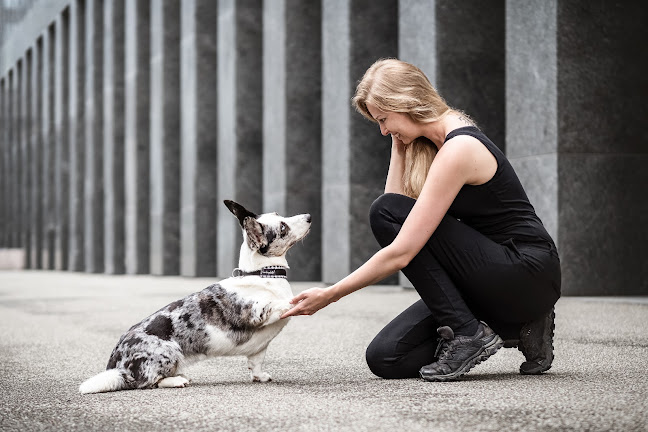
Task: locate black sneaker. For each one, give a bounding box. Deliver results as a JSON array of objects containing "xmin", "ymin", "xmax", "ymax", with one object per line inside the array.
[
  {"xmin": 518, "ymin": 307, "xmax": 555, "ymax": 375},
  {"xmin": 419, "ymin": 322, "xmax": 504, "ymax": 382}
]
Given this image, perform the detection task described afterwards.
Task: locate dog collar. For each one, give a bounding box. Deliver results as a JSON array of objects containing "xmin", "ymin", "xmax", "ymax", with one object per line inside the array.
[{"xmin": 232, "ymin": 266, "xmax": 288, "ymax": 279}]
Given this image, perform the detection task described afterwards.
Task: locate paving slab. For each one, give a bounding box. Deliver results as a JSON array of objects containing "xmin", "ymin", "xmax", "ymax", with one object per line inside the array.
[{"xmin": 0, "ymin": 270, "xmax": 646, "ymax": 431}]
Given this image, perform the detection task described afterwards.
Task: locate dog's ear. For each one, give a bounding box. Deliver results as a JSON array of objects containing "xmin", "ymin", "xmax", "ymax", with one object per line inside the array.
[
  {"xmin": 224, "ymin": 200, "xmax": 258, "ymax": 228},
  {"xmin": 242, "ymin": 217, "xmax": 269, "ymax": 252}
]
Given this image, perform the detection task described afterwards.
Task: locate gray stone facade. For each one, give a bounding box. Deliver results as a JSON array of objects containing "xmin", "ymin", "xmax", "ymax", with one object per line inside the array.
[{"xmin": 0, "ymin": 0, "xmax": 646, "ymax": 294}]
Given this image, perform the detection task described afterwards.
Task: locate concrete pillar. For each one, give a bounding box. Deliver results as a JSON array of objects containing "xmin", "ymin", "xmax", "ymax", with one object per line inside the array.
[
  {"xmin": 217, "ymin": 0, "xmax": 263, "ymax": 277},
  {"xmin": 43, "ymin": 25, "xmax": 57, "ymax": 269},
  {"xmin": 7, "ymin": 70, "xmax": 15, "ymax": 249},
  {"xmin": 84, "ymin": 0, "xmax": 104, "ymax": 273},
  {"xmin": 262, "ymin": 0, "xmax": 322, "ymax": 281},
  {"xmin": 397, "ymin": 0, "xmax": 435, "ymax": 288},
  {"xmin": 31, "ymin": 39, "xmax": 44, "ymax": 269},
  {"xmin": 124, "ymin": 0, "xmax": 151, "ymax": 275},
  {"xmin": 150, "ymin": 0, "xmax": 181, "ymax": 275},
  {"xmin": 21, "ymin": 53, "xmax": 32, "ymax": 268},
  {"xmin": 54, "ymin": 13, "xmax": 70, "ymax": 270},
  {"xmin": 507, "ymin": 0, "xmax": 648, "ymax": 295},
  {"xmin": 1, "ymin": 73, "xmax": 9, "ymax": 250},
  {"xmin": 68, "ymin": 0, "xmax": 85, "ymax": 271},
  {"xmin": 0, "ymin": 78, "xmax": 5, "ymax": 248},
  {"xmin": 180, "ymin": 0, "xmax": 218, "ymax": 277},
  {"xmin": 398, "ymin": 0, "xmax": 436, "ymax": 84},
  {"xmin": 15, "ymin": 61, "xmax": 24, "ymax": 254},
  {"xmin": 10, "ymin": 67, "xmax": 19, "ymax": 250},
  {"xmin": 435, "ymin": 0, "xmax": 505, "ymax": 151},
  {"xmin": 103, "ymin": 0, "xmax": 126, "ymax": 274},
  {"xmin": 322, "ymin": 0, "xmax": 398, "ymax": 283}
]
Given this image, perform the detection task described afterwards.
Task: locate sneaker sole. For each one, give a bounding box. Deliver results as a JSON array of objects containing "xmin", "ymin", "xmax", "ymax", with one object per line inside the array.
[
  {"xmin": 520, "ymin": 361, "xmax": 552, "ymax": 375},
  {"xmin": 419, "ymin": 334, "xmax": 505, "ymax": 382}
]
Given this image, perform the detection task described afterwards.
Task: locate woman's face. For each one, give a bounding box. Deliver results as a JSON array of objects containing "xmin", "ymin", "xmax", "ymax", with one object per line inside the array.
[{"xmin": 365, "ymin": 103, "xmax": 420, "ymax": 145}]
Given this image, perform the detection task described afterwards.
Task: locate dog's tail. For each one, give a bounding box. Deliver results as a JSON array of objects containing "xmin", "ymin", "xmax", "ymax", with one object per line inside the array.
[{"xmin": 79, "ymin": 369, "xmax": 125, "ymax": 394}]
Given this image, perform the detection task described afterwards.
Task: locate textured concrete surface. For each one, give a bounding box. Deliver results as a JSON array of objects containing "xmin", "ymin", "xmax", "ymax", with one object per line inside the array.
[{"xmin": 0, "ymin": 270, "xmax": 647, "ymax": 431}]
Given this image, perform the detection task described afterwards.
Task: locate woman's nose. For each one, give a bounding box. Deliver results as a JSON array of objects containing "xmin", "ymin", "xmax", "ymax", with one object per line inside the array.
[{"xmin": 379, "ymin": 123, "xmax": 388, "ymax": 136}]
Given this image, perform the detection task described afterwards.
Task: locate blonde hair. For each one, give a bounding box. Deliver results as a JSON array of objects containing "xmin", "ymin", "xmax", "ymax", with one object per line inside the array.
[{"xmin": 352, "ymin": 58, "xmax": 460, "ymax": 198}]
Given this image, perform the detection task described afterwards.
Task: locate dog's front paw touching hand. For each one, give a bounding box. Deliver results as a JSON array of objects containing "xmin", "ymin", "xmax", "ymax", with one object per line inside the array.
[{"xmin": 252, "ymin": 372, "xmax": 272, "ymax": 383}]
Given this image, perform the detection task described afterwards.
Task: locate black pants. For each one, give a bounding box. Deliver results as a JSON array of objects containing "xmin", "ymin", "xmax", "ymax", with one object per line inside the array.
[{"xmin": 366, "ymin": 193, "xmax": 561, "ymax": 379}]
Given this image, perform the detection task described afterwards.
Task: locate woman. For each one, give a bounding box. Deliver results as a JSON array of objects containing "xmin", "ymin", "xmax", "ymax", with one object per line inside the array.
[{"xmin": 281, "ymin": 59, "xmax": 561, "ymax": 381}]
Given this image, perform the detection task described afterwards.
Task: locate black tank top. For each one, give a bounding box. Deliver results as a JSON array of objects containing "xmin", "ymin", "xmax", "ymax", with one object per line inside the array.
[{"xmin": 444, "ymin": 126, "xmax": 554, "ymax": 247}]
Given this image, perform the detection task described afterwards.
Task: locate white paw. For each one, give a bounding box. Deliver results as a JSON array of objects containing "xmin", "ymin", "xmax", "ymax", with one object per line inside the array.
[
  {"xmin": 252, "ymin": 372, "xmax": 272, "ymax": 383},
  {"xmin": 158, "ymin": 376, "xmax": 190, "ymax": 388}
]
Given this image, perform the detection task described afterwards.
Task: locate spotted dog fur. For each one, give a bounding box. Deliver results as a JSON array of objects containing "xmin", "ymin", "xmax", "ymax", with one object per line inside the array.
[{"xmin": 79, "ymin": 200, "xmax": 311, "ymax": 394}]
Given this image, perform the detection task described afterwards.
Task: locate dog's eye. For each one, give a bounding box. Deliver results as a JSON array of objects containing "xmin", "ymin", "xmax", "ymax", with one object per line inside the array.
[{"xmin": 280, "ymin": 222, "xmax": 288, "ymax": 236}]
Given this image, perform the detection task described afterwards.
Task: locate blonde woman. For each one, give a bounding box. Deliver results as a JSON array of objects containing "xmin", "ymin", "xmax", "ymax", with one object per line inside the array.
[{"xmin": 282, "ymin": 59, "xmax": 561, "ymax": 381}]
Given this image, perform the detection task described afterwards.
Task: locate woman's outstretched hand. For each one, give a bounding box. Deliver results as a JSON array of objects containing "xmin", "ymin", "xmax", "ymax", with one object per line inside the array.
[{"xmin": 280, "ymin": 287, "xmax": 335, "ymax": 319}]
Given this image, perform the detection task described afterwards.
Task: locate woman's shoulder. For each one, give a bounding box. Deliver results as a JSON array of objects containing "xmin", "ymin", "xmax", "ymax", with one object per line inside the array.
[{"xmin": 438, "ymin": 130, "xmax": 498, "ymax": 185}]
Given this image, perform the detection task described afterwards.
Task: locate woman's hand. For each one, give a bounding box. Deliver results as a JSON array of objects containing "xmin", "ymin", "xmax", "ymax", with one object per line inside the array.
[
  {"xmin": 280, "ymin": 287, "xmax": 336, "ymax": 319},
  {"xmin": 391, "ymin": 134, "xmax": 406, "ymax": 153}
]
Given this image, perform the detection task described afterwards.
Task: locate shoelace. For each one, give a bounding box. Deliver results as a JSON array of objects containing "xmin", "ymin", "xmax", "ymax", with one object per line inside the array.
[{"xmin": 434, "ymin": 337, "xmax": 455, "ymax": 360}]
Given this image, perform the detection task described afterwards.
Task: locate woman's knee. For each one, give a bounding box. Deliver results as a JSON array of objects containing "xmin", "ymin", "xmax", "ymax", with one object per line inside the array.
[
  {"xmin": 365, "ymin": 338, "xmax": 396, "ymax": 379},
  {"xmin": 365, "ymin": 336, "xmax": 413, "ymax": 380},
  {"xmin": 369, "ymin": 193, "xmax": 414, "ymax": 246}
]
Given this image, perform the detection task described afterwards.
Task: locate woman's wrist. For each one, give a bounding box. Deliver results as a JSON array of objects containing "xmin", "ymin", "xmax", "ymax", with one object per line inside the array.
[{"xmin": 326, "ymin": 284, "xmax": 345, "ymax": 303}]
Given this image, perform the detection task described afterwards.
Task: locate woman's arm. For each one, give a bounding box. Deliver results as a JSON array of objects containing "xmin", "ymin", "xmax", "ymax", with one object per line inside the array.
[
  {"xmin": 384, "ymin": 136, "xmax": 406, "ymax": 194},
  {"xmin": 281, "ymin": 138, "xmax": 481, "ymax": 318}
]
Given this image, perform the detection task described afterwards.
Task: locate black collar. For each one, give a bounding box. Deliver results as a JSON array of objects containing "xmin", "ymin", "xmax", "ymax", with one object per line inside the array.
[{"xmin": 232, "ymin": 266, "xmax": 288, "ymax": 279}]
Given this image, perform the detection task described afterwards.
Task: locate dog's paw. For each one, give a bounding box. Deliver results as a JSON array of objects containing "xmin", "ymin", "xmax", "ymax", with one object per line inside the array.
[
  {"xmin": 158, "ymin": 376, "xmax": 190, "ymax": 388},
  {"xmin": 252, "ymin": 372, "xmax": 272, "ymax": 383}
]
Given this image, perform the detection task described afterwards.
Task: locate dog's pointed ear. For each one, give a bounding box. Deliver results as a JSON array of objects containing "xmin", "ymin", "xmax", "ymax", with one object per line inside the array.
[
  {"xmin": 242, "ymin": 217, "xmax": 269, "ymax": 252},
  {"xmin": 224, "ymin": 200, "xmax": 258, "ymax": 228}
]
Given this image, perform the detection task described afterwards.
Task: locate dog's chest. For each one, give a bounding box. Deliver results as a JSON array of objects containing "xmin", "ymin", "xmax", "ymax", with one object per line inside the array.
[{"xmin": 183, "ymin": 278, "xmax": 291, "ymax": 356}]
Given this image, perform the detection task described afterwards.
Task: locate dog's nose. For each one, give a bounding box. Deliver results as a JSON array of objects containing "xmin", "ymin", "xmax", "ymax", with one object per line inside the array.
[{"xmin": 305, "ymin": 214, "xmax": 312, "ymax": 223}]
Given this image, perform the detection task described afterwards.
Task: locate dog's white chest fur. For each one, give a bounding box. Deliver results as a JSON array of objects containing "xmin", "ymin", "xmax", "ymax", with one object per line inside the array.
[{"xmin": 202, "ymin": 277, "xmax": 293, "ymax": 357}]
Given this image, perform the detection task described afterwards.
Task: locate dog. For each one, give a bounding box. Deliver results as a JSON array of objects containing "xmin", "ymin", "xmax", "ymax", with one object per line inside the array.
[{"xmin": 79, "ymin": 200, "xmax": 311, "ymax": 394}]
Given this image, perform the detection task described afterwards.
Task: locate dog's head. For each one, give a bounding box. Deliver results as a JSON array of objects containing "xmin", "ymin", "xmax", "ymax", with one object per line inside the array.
[{"xmin": 224, "ymin": 200, "xmax": 311, "ymax": 257}]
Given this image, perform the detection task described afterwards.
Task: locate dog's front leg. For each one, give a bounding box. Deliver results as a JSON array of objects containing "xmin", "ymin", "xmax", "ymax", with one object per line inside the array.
[
  {"xmin": 247, "ymin": 348, "xmax": 271, "ymax": 382},
  {"xmin": 262, "ymin": 301, "xmax": 292, "ymax": 327}
]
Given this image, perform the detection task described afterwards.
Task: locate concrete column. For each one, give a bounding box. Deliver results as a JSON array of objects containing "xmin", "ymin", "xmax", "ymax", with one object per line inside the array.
[
  {"xmin": 54, "ymin": 13, "xmax": 70, "ymax": 270},
  {"xmin": 0, "ymin": 76, "xmax": 7, "ymax": 249},
  {"xmin": 322, "ymin": 0, "xmax": 398, "ymax": 283},
  {"xmin": 124, "ymin": 0, "xmax": 151, "ymax": 275},
  {"xmin": 180, "ymin": 0, "xmax": 218, "ymax": 277},
  {"xmin": 84, "ymin": 0, "xmax": 104, "ymax": 273},
  {"xmin": 397, "ymin": 0, "xmax": 435, "ymax": 288},
  {"xmin": 398, "ymin": 0, "xmax": 436, "ymax": 83},
  {"xmin": 262, "ymin": 0, "xmax": 322, "ymax": 281},
  {"xmin": 7, "ymin": 70, "xmax": 15, "ymax": 249},
  {"xmin": 103, "ymin": 0, "xmax": 126, "ymax": 274},
  {"xmin": 10, "ymin": 67, "xmax": 19, "ymax": 250},
  {"xmin": 68, "ymin": 0, "xmax": 85, "ymax": 271},
  {"xmin": 31, "ymin": 39, "xmax": 44, "ymax": 269},
  {"xmin": 150, "ymin": 0, "xmax": 181, "ymax": 275},
  {"xmin": 217, "ymin": 0, "xmax": 263, "ymax": 277},
  {"xmin": 21, "ymin": 54, "xmax": 32, "ymax": 268},
  {"xmin": 15, "ymin": 61, "xmax": 24, "ymax": 254},
  {"xmin": 435, "ymin": 0, "xmax": 505, "ymax": 150},
  {"xmin": 507, "ymin": 0, "xmax": 648, "ymax": 295},
  {"xmin": 43, "ymin": 26, "xmax": 57, "ymax": 269},
  {"xmin": 0, "ymin": 78, "xmax": 5, "ymax": 248}
]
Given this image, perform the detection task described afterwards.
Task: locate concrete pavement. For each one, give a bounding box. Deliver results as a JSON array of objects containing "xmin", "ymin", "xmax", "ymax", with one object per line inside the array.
[{"xmin": 0, "ymin": 270, "xmax": 646, "ymax": 431}]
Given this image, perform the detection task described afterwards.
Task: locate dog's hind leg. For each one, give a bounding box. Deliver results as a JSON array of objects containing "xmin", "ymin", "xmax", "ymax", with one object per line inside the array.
[
  {"xmin": 157, "ymin": 376, "xmax": 189, "ymax": 388},
  {"xmin": 247, "ymin": 348, "xmax": 271, "ymax": 382}
]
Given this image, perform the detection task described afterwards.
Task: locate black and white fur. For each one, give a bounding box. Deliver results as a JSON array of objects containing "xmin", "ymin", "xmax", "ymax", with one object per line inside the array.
[{"xmin": 79, "ymin": 200, "xmax": 311, "ymax": 394}]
